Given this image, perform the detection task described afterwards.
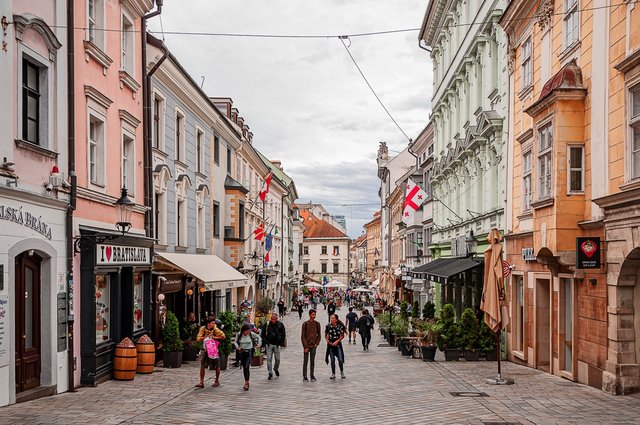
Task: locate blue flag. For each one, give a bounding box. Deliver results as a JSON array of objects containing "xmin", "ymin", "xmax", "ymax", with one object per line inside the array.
[{"xmin": 265, "ymin": 233, "xmax": 273, "ymax": 252}]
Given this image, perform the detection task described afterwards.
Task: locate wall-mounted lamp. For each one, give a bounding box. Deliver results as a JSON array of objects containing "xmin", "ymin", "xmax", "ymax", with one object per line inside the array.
[
  {"xmin": 199, "ymin": 286, "xmax": 206, "ymax": 294},
  {"xmin": 186, "ymin": 288, "xmax": 194, "ymax": 296},
  {"xmin": 588, "ymin": 278, "xmax": 597, "ymax": 286}
]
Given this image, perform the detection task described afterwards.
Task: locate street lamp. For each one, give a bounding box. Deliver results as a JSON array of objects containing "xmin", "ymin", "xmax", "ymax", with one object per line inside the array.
[
  {"xmin": 115, "ymin": 187, "xmax": 135, "ymax": 234},
  {"xmin": 465, "ymin": 230, "xmax": 476, "ymax": 257}
]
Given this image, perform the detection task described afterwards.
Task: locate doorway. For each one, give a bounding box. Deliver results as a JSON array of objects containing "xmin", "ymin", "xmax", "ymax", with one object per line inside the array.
[
  {"xmin": 536, "ymin": 278, "xmax": 551, "ymax": 372},
  {"xmin": 15, "ymin": 252, "xmax": 42, "ymax": 393}
]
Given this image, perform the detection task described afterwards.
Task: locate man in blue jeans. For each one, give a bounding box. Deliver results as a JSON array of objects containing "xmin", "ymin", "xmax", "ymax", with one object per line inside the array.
[{"xmin": 261, "ymin": 313, "xmax": 286, "ymax": 380}]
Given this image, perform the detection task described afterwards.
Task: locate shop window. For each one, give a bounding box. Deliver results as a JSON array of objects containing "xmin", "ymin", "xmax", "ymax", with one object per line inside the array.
[
  {"xmin": 563, "ymin": 0, "xmax": 579, "ymax": 49},
  {"xmin": 522, "ymin": 150, "xmax": 532, "ymax": 211},
  {"xmin": 567, "ymin": 145, "xmax": 584, "ymax": 193},
  {"xmin": 630, "ymin": 85, "xmax": 640, "ymax": 180},
  {"xmin": 537, "ymin": 123, "xmax": 553, "ymax": 199},
  {"xmin": 333, "ymin": 262, "xmax": 339, "ymax": 273},
  {"xmin": 321, "ymin": 263, "xmax": 327, "ymax": 274},
  {"xmin": 95, "ymin": 274, "xmax": 111, "ymax": 344},
  {"xmin": 321, "ymin": 246, "xmax": 327, "ymax": 255},
  {"xmin": 133, "ymin": 272, "xmax": 144, "ymax": 331}
]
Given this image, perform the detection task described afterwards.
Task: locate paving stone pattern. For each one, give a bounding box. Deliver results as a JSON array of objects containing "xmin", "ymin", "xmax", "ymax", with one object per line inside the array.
[{"xmin": 1, "ymin": 309, "xmax": 640, "ymax": 424}]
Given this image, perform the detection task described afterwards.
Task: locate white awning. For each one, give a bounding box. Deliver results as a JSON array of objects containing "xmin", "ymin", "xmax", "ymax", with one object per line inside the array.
[{"xmin": 155, "ymin": 252, "xmax": 247, "ymax": 291}]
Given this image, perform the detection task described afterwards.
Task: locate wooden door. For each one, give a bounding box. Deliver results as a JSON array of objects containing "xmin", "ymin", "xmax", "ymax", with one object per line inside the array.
[{"xmin": 15, "ymin": 253, "xmax": 41, "ymax": 393}]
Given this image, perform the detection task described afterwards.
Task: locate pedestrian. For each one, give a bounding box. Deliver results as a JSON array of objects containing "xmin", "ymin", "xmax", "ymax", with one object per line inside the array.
[
  {"xmin": 357, "ymin": 309, "xmax": 375, "ymax": 350},
  {"xmin": 277, "ymin": 298, "xmax": 285, "ymax": 316},
  {"xmin": 345, "ymin": 307, "xmax": 358, "ymax": 344},
  {"xmin": 297, "ymin": 301, "xmax": 303, "ymax": 319},
  {"xmin": 327, "ymin": 299, "xmax": 336, "ymax": 321},
  {"xmin": 261, "ymin": 313, "xmax": 286, "ymax": 380},
  {"xmin": 194, "ymin": 316, "xmax": 226, "ymax": 388},
  {"xmin": 325, "ymin": 314, "xmax": 346, "ymax": 379},
  {"xmin": 235, "ymin": 323, "xmax": 261, "ymax": 391},
  {"xmin": 301, "ymin": 309, "xmax": 321, "ymax": 382}
]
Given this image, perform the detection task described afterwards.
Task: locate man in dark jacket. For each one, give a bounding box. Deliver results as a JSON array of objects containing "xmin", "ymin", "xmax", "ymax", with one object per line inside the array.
[
  {"xmin": 327, "ymin": 300, "xmax": 336, "ymax": 321},
  {"xmin": 301, "ymin": 309, "xmax": 321, "ymax": 381},
  {"xmin": 357, "ymin": 309, "xmax": 375, "ymax": 350},
  {"xmin": 261, "ymin": 313, "xmax": 286, "ymax": 380}
]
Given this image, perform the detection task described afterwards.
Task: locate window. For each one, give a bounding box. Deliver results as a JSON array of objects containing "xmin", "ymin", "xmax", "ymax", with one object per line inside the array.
[
  {"xmin": 333, "ymin": 263, "xmax": 339, "ymax": 273},
  {"xmin": 175, "ymin": 111, "xmax": 184, "ymax": 162},
  {"xmin": 514, "ymin": 275, "xmax": 524, "ymax": 353},
  {"xmin": 214, "ymin": 134, "xmax": 220, "ymax": 165},
  {"xmin": 564, "ymin": 0, "xmax": 579, "ymax": 48},
  {"xmin": 89, "ymin": 115, "xmax": 105, "ymax": 185},
  {"xmin": 303, "ymin": 263, "xmax": 309, "ymax": 274},
  {"xmin": 239, "ymin": 202, "xmax": 245, "ymax": 239},
  {"xmin": 321, "ymin": 263, "xmax": 327, "ymax": 274},
  {"xmin": 121, "ymin": 132, "xmax": 134, "ymax": 190},
  {"xmin": 196, "ymin": 129, "xmax": 204, "ymax": 173},
  {"xmin": 133, "ymin": 272, "xmax": 144, "ymax": 331},
  {"xmin": 416, "ymin": 232, "xmax": 423, "ymax": 256},
  {"xmin": 226, "ymin": 147, "xmax": 232, "ymax": 175},
  {"xmin": 153, "ymin": 96, "xmax": 163, "ymax": 149},
  {"xmin": 212, "ymin": 201, "xmax": 220, "ymax": 237},
  {"xmin": 333, "ymin": 246, "xmax": 340, "ymax": 256},
  {"xmin": 522, "ymin": 150, "xmax": 532, "ymax": 211},
  {"xmin": 87, "ymin": 0, "xmax": 104, "ymax": 48},
  {"xmin": 321, "ymin": 246, "xmax": 327, "ymax": 255},
  {"xmin": 22, "ymin": 58, "xmax": 40, "ymax": 145},
  {"xmin": 154, "ymin": 192, "xmax": 167, "ymax": 244},
  {"xmin": 303, "ymin": 246, "xmax": 309, "ymax": 255},
  {"xmin": 630, "ymin": 86, "xmax": 640, "ymax": 180},
  {"xmin": 537, "ymin": 123, "xmax": 553, "ymax": 199},
  {"xmin": 121, "ymin": 12, "xmax": 134, "ymax": 74},
  {"xmin": 424, "ymin": 169, "xmax": 432, "ymax": 200},
  {"xmin": 176, "ymin": 199, "xmax": 185, "ymax": 246},
  {"xmin": 568, "ymin": 145, "xmax": 584, "ymax": 193},
  {"xmin": 95, "ymin": 274, "xmax": 111, "ymax": 344},
  {"xmin": 197, "ymin": 204, "xmax": 205, "ymax": 249},
  {"xmin": 522, "ymin": 36, "xmax": 532, "ymax": 90}
]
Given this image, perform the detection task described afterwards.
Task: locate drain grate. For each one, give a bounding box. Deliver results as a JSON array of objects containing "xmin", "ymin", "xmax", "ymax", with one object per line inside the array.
[
  {"xmin": 377, "ymin": 343, "xmax": 390, "ymax": 347},
  {"xmin": 450, "ymin": 391, "xmax": 488, "ymax": 397},
  {"xmin": 483, "ymin": 422, "xmax": 519, "ymax": 425}
]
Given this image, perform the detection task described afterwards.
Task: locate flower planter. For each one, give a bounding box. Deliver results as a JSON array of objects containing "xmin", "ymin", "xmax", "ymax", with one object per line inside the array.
[
  {"xmin": 218, "ymin": 353, "xmax": 229, "ymax": 370},
  {"xmin": 421, "ymin": 346, "xmax": 437, "ymax": 362},
  {"xmin": 444, "ymin": 348, "xmax": 460, "ymax": 361},
  {"xmin": 387, "ymin": 334, "xmax": 396, "ymax": 347},
  {"xmin": 464, "ymin": 349, "xmax": 480, "ymax": 361},
  {"xmin": 399, "ymin": 340, "xmax": 412, "ymax": 356},
  {"xmin": 251, "ymin": 353, "xmax": 263, "ymax": 367},
  {"xmin": 484, "ymin": 350, "xmax": 498, "ymax": 361},
  {"xmin": 182, "ymin": 345, "xmax": 199, "ymax": 362},
  {"xmin": 163, "ymin": 351, "xmax": 183, "ymax": 368}
]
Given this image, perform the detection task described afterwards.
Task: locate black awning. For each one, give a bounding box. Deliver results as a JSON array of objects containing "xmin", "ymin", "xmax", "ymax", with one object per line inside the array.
[{"xmin": 412, "ymin": 257, "xmax": 483, "ymax": 284}]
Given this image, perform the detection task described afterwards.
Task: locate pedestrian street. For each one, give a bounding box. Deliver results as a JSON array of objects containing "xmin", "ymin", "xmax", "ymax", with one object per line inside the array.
[{"xmin": 1, "ymin": 308, "xmax": 639, "ymax": 425}]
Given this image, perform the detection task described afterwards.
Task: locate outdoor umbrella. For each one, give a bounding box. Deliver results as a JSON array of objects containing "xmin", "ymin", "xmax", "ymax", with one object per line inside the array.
[
  {"xmin": 325, "ymin": 280, "xmax": 347, "ymax": 288},
  {"xmin": 302, "ymin": 282, "xmax": 323, "ymax": 288},
  {"xmin": 352, "ymin": 287, "xmax": 371, "ymax": 292},
  {"xmin": 481, "ymin": 228, "xmax": 513, "ymax": 385}
]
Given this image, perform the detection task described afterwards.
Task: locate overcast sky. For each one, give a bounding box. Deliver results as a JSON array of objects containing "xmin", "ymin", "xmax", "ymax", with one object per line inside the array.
[{"xmin": 149, "ymin": 0, "xmax": 433, "ymax": 237}]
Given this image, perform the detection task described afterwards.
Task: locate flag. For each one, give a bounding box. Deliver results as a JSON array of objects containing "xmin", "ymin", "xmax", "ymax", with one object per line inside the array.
[
  {"xmin": 265, "ymin": 232, "xmax": 273, "ymax": 251},
  {"xmin": 402, "ymin": 178, "xmax": 428, "ymax": 225},
  {"xmin": 264, "ymin": 250, "xmax": 270, "ymax": 267},
  {"xmin": 259, "ymin": 172, "xmax": 273, "ymax": 202},
  {"xmin": 253, "ymin": 223, "xmax": 265, "ymax": 241}
]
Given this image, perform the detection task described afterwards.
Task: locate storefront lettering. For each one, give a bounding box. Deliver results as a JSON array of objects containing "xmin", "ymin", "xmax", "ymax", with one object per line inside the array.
[
  {"xmin": 0, "ymin": 205, "xmax": 52, "ymax": 240},
  {"xmin": 96, "ymin": 244, "xmax": 150, "ymax": 265}
]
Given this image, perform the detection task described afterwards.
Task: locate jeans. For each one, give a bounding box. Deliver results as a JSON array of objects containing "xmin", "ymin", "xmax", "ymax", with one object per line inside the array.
[
  {"xmin": 303, "ymin": 347, "xmax": 317, "ymax": 378},
  {"xmin": 360, "ymin": 331, "xmax": 371, "ymax": 348},
  {"xmin": 266, "ymin": 344, "xmax": 280, "ymax": 374},
  {"xmin": 239, "ymin": 350, "xmax": 251, "ymax": 381},
  {"xmin": 328, "ymin": 345, "xmax": 344, "ymax": 374}
]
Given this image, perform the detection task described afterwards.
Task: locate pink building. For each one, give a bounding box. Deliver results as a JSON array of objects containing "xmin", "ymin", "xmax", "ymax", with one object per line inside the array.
[{"xmin": 71, "ymin": 0, "xmax": 158, "ymax": 386}]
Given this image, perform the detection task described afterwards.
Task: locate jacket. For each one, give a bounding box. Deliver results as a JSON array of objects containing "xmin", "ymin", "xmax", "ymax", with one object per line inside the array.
[
  {"xmin": 261, "ymin": 320, "xmax": 286, "ymax": 346},
  {"xmin": 196, "ymin": 324, "xmax": 225, "ymax": 342},
  {"xmin": 357, "ymin": 315, "xmax": 374, "ymax": 334},
  {"xmin": 301, "ymin": 320, "xmax": 321, "ymax": 349}
]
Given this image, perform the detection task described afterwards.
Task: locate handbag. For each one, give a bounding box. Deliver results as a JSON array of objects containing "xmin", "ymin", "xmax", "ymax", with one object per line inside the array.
[{"xmin": 204, "ymin": 337, "xmax": 220, "ymax": 359}]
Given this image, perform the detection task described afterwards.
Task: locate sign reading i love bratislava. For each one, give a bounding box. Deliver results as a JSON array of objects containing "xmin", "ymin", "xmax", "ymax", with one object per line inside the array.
[{"xmin": 96, "ymin": 244, "xmax": 150, "ymax": 266}]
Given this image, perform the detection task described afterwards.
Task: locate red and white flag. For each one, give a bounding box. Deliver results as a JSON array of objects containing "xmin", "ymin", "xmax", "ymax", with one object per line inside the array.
[
  {"xmin": 259, "ymin": 172, "xmax": 273, "ymax": 202},
  {"xmin": 253, "ymin": 223, "xmax": 265, "ymax": 241},
  {"xmin": 264, "ymin": 250, "xmax": 270, "ymax": 267},
  {"xmin": 402, "ymin": 178, "xmax": 427, "ymax": 225}
]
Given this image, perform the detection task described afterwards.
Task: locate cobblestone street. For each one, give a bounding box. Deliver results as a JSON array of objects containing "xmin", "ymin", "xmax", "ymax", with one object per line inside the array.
[{"xmin": 2, "ymin": 311, "xmax": 639, "ymax": 425}]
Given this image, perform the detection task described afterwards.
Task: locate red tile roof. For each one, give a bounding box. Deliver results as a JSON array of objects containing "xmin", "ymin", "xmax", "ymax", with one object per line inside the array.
[{"xmin": 300, "ymin": 210, "xmax": 348, "ymax": 239}]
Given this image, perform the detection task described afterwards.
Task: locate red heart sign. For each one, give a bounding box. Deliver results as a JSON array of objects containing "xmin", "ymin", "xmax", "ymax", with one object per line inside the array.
[
  {"xmin": 105, "ymin": 245, "xmax": 112, "ymax": 262},
  {"xmin": 580, "ymin": 240, "xmax": 597, "ymax": 258}
]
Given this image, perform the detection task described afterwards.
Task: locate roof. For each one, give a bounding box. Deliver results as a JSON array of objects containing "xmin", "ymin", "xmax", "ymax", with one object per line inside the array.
[
  {"xmin": 300, "ymin": 210, "xmax": 348, "ymax": 239},
  {"xmin": 224, "ymin": 175, "xmax": 249, "ymax": 194},
  {"xmin": 538, "ymin": 60, "xmax": 583, "ymax": 101}
]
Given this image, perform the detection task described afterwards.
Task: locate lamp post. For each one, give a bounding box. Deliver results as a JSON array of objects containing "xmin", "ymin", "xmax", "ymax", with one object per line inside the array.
[{"xmin": 465, "ymin": 230, "xmax": 476, "ymax": 258}]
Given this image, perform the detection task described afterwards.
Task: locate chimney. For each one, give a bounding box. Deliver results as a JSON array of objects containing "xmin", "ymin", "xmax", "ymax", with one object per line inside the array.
[
  {"xmin": 231, "ymin": 108, "xmax": 239, "ymax": 124},
  {"xmin": 237, "ymin": 115, "xmax": 244, "ymax": 129},
  {"xmin": 242, "ymin": 124, "xmax": 249, "ymax": 138},
  {"xmin": 271, "ymin": 160, "xmax": 283, "ymax": 171},
  {"xmin": 210, "ymin": 97, "xmax": 233, "ymax": 118},
  {"xmin": 248, "ymin": 132, "xmax": 253, "ymax": 144}
]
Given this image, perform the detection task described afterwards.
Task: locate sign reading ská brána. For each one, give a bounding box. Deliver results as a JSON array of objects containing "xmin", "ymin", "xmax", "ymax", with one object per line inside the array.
[{"xmin": 96, "ymin": 244, "xmax": 150, "ymax": 266}]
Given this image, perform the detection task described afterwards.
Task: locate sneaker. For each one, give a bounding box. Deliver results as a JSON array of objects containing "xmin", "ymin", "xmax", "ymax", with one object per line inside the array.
[
  {"xmin": 330, "ymin": 374, "xmax": 336, "ymax": 379},
  {"xmin": 274, "ymin": 369, "xmax": 279, "ymax": 377},
  {"xmin": 348, "ymin": 339, "xmax": 351, "ymax": 344},
  {"xmin": 303, "ymin": 377, "xmax": 309, "ymax": 382},
  {"xmin": 341, "ymin": 372, "xmax": 346, "ymax": 379},
  {"xmin": 310, "ymin": 377, "xmax": 317, "ymax": 382},
  {"xmin": 268, "ymin": 373, "xmax": 273, "ymax": 380}
]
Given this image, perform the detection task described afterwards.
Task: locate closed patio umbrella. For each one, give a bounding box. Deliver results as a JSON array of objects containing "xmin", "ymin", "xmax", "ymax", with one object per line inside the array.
[{"xmin": 481, "ymin": 228, "xmax": 513, "ymax": 385}]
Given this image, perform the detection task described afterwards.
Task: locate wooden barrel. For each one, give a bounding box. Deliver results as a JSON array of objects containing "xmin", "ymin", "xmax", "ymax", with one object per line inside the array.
[
  {"xmin": 113, "ymin": 345, "xmax": 137, "ymax": 380},
  {"xmin": 136, "ymin": 341, "xmax": 155, "ymax": 374}
]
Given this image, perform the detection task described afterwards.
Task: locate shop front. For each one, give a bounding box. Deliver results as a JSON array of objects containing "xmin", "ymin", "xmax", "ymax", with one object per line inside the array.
[
  {"xmin": 0, "ymin": 196, "xmax": 70, "ymax": 406},
  {"xmin": 79, "ymin": 235, "xmax": 153, "ymax": 386}
]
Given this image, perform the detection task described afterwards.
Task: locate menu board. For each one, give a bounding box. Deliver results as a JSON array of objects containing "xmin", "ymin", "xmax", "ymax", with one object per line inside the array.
[{"xmin": 0, "ymin": 295, "xmax": 8, "ymax": 366}]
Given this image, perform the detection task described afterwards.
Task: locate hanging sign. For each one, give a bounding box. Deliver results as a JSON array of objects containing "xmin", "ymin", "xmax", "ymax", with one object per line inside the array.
[
  {"xmin": 96, "ymin": 244, "xmax": 150, "ymax": 266},
  {"xmin": 576, "ymin": 237, "xmax": 601, "ymax": 269}
]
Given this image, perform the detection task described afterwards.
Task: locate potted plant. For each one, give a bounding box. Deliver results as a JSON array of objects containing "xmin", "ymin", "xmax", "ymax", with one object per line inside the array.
[
  {"xmin": 460, "ymin": 308, "xmax": 480, "ymax": 361},
  {"xmin": 181, "ymin": 320, "xmax": 200, "ymax": 362},
  {"xmin": 392, "ymin": 318, "xmax": 411, "ymax": 355},
  {"xmin": 422, "ymin": 301, "xmax": 435, "ymax": 320},
  {"xmin": 217, "ymin": 310, "xmax": 237, "ymax": 370},
  {"xmin": 480, "ymin": 321, "xmax": 498, "ymax": 360},
  {"xmin": 416, "ymin": 319, "xmax": 440, "ymax": 361},
  {"xmin": 436, "ymin": 304, "xmax": 461, "ymax": 361},
  {"xmin": 162, "ymin": 311, "xmax": 183, "ymax": 368},
  {"xmin": 255, "ymin": 297, "xmax": 273, "ymax": 324},
  {"xmin": 377, "ymin": 314, "xmax": 390, "ymax": 339},
  {"xmin": 411, "ymin": 301, "xmax": 420, "ymax": 320}
]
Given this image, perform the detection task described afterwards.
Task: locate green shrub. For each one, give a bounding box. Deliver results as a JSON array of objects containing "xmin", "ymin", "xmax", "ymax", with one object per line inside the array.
[
  {"xmin": 412, "ymin": 301, "xmax": 420, "ymax": 319},
  {"xmin": 436, "ymin": 304, "xmax": 461, "ymax": 351},
  {"xmin": 162, "ymin": 311, "xmax": 183, "ymax": 352},
  {"xmin": 400, "ymin": 301, "xmax": 409, "ymax": 321},
  {"xmin": 479, "ymin": 321, "xmax": 497, "ymax": 353},
  {"xmin": 391, "ymin": 317, "xmax": 409, "ymax": 338},
  {"xmin": 460, "ymin": 308, "xmax": 480, "ymax": 350},
  {"xmin": 217, "ymin": 310, "xmax": 237, "ymax": 356},
  {"xmin": 256, "ymin": 297, "xmax": 273, "ymax": 315},
  {"xmin": 422, "ymin": 301, "xmax": 435, "ymax": 320}
]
